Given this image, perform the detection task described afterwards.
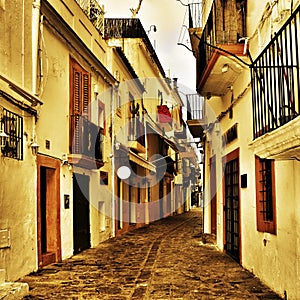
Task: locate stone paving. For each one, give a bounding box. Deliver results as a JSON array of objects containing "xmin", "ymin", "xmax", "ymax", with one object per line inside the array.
[{"xmin": 20, "ymin": 208, "xmax": 282, "ymax": 299}]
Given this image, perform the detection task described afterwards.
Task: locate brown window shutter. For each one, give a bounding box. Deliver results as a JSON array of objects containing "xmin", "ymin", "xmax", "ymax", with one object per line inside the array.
[
  {"xmin": 82, "ymin": 72, "xmax": 90, "ymax": 116},
  {"xmin": 70, "ymin": 58, "xmax": 91, "ymax": 154},
  {"xmin": 73, "ymin": 70, "xmax": 81, "ymax": 115}
]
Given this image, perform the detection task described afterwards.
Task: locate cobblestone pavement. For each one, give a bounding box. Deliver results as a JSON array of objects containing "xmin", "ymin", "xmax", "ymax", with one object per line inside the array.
[{"xmin": 21, "ymin": 208, "xmax": 282, "ymax": 299}]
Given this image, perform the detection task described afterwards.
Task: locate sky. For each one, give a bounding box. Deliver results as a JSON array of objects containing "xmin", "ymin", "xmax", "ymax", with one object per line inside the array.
[{"xmin": 100, "ymin": 0, "xmax": 196, "ymax": 92}]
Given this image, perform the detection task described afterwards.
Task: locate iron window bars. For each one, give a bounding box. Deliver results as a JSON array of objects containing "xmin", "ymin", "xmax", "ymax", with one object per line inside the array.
[{"xmin": 0, "ymin": 107, "xmax": 23, "ymax": 160}]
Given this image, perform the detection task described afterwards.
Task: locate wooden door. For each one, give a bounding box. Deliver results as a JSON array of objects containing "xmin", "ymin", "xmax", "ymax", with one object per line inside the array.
[{"xmin": 37, "ymin": 155, "xmax": 61, "ymax": 268}]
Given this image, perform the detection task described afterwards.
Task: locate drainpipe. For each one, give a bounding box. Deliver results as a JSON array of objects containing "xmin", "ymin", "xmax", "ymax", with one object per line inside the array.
[
  {"xmin": 32, "ymin": 0, "xmax": 41, "ymax": 96},
  {"xmin": 22, "ymin": 0, "xmax": 25, "ymax": 87},
  {"xmin": 110, "ymin": 84, "xmax": 118, "ymax": 237}
]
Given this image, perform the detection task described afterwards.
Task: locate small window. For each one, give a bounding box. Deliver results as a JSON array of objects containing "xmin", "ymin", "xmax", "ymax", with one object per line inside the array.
[
  {"xmin": 255, "ymin": 156, "xmax": 276, "ymax": 234},
  {"xmin": 1, "ymin": 107, "xmax": 23, "ymax": 160}
]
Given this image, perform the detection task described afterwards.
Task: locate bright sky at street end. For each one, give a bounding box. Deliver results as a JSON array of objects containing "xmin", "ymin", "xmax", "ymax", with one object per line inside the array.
[{"xmin": 101, "ymin": 0, "xmax": 196, "ymax": 93}]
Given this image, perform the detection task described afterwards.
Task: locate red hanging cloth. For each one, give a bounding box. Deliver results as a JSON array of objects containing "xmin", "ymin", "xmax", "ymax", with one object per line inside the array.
[{"xmin": 157, "ymin": 105, "xmax": 172, "ymax": 123}]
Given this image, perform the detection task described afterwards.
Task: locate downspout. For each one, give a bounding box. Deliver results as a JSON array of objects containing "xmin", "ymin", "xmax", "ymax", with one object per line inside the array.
[
  {"xmin": 32, "ymin": 0, "xmax": 41, "ymax": 96},
  {"xmin": 111, "ymin": 84, "xmax": 117, "ymax": 237},
  {"xmin": 22, "ymin": 0, "xmax": 25, "ymax": 87}
]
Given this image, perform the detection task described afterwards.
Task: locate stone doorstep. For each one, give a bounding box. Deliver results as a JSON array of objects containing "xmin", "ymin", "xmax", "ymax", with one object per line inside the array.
[{"xmin": 0, "ymin": 282, "xmax": 29, "ymax": 300}]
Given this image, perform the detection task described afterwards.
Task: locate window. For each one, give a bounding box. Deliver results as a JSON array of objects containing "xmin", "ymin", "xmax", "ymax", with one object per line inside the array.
[
  {"xmin": 70, "ymin": 58, "xmax": 90, "ymax": 153},
  {"xmin": 255, "ymin": 156, "xmax": 276, "ymax": 234},
  {"xmin": 1, "ymin": 107, "xmax": 23, "ymax": 160}
]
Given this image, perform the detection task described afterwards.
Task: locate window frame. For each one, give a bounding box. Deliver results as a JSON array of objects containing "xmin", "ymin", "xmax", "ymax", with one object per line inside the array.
[{"xmin": 255, "ymin": 156, "xmax": 277, "ymax": 234}]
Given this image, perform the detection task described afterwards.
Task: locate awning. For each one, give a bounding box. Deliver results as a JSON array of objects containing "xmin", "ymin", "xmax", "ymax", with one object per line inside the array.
[{"xmin": 129, "ymin": 151, "xmax": 156, "ymax": 172}]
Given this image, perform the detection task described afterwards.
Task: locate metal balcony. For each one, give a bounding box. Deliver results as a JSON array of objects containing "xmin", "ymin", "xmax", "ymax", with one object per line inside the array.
[
  {"xmin": 251, "ymin": 4, "xmax": 300, "ymax": 140},
  {"xmin": 69, "ymin": 115, "xmax": 104, "ymax": 168},
  {"xmin": 249, "ymin": 4, "xmax": 300, "ymax": 161},
  {"xmin": 186, "ymin": 93, "xmax": 205, "ymax": 139},
  {"xmin": 128, "ymin": 117, "xmax": 146, "ymax": 154},
  {"xmin": 75, "ymin": 0, "xmax": 104, "ymax": 34},
  {"xmin": 188, "ymin": 0, "xmax": 248, "ymax": 96}
]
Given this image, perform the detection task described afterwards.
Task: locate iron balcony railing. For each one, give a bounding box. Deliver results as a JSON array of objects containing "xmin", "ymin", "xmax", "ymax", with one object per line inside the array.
[
  {"xmin": 104, "ymin": 18, "xmax": 166, "ymax": 77},
  {"xmin": 128, "ymin": 116, "xmax": 145, "ymax": 148},
  {"xmin": 70, "ymin": 115, "xmax": 104, "ymax": 161},
  {"xmin": 186, "ymin": 93, "xmax": 205, "ymax": 121},
  {"xmin": 196, "ymin": 0, "xmax": 247, "ymax": 85},
  {"xmin": 251, "ymin": 5, "xmax": 300, "ymax": 139},
  {"xmin": 75, "ymin": 0, "xmax": 104, "ymax": 34},
  {"xmin": 188, "ymin": 2, "xmax": 202, "ymax": 29}
]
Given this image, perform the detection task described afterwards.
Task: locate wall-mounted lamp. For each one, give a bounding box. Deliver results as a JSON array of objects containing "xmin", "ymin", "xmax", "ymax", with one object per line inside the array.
[
  {"xmin": 176, "ymin": 0, "xmax": 189, "ymax": 6},
  {"xmin": 61, "ymin": 153, "xmax": 69, "ymax": 166},
  {"xmin": 30, "ymin": 141, "xmax": 39, "ymax": 155},
  {"xmin": 0, "ymin": 129, "xmax": 8, "ymax": 149},
  {"xmin": 94, "ymin": 84, "xmax": 99, "ymax": 95},
  {"xmin": 222, "ymin": 64, "xmax": 229, "ymax": 73},
  {"xmin": 147, "ymin": 25, "xmax": 157, "ymax": 35}
]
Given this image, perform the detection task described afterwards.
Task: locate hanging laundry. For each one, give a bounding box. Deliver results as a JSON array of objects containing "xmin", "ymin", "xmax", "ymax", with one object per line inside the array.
[{"xmin": 157, "ymin": 105, "xmax": 172, "ymax": 123}]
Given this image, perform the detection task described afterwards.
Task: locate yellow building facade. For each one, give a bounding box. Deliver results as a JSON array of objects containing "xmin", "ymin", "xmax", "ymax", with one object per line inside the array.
[
  {"xmin": 189, "ymin": 0, "xmax": 300, "ymax": 298},
  {"xmin": 0, "ymin": 0, "xmax": 197, "ymax": 285}
]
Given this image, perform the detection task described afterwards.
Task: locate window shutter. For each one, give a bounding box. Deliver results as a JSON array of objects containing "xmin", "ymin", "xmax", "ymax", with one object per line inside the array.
[
  {"xmin": 70, "ymin": 58, "xmax": 91, "ymax": 155},
  {"xmin": 73, "ymin": 71, "xmax": 81, "ymax": 115},
  {"xmin": 82, "ymin": 72, "xmax": 90, "ymax": 116}
]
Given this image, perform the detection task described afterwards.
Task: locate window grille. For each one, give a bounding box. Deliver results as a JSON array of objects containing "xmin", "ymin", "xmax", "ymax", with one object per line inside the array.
[
  {"xmin": 258, "ymin": 158, "xmax": 273, "ymax": 221},
  {"xmin": 1, "ymin": 107, "xmax": 23, "ymax": 160},
  {"xmin": 255, "ymin": 156, "xmax": 276, "ymax": 234}
]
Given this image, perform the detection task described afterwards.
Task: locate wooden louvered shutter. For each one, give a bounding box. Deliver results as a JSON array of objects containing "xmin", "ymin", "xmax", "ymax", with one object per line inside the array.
[
  {"xmin": 82, "ymin": 72, "xmax": 90, "ymax": 116},
  {"xmin": 70, "ymin": 58, "xmax": 90, "ymax": 154},
  {"xmin": 72, "ymin": 69, "xmax": 81, "ymax": 153}
]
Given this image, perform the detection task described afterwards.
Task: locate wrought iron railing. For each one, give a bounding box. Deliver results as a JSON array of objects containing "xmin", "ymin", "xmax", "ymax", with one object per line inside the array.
[
  {"xmin": 251, "ymin": 5, "xmax": 300, "ymax": 139},
  {"xmin": 75, "ymin": 0, "xmax": 104, "ymax": 34},
  {"xmin": 188, "ymin": 2, "xmax": 202, "ymax": 29},
  {"xmin": 195, "ymin": 0, "xmax": 247, "ymax": 85},
  {"xmin": 70, "ymin": 115, "xmax": 104, "ymax": 161},
  {"xmin": 186, "ymin": 93, "xmax": 204, "ymax": 121},
  {"xmin": 128, "ymin": 116, "xmax": 145, "ymax": 147}
]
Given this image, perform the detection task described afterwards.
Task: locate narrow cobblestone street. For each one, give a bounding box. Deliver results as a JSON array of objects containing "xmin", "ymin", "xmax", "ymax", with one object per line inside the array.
[{"xmin": 20, "ymin": 209, "xmax": 282, "ymax": 299}]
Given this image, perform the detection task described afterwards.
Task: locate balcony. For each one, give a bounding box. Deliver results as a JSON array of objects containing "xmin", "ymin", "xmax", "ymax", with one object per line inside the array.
[
  {"xmin": 188, "ymin": 0, "xmax": 248, "ymax": 96},
  {"xmin": 75, "ymin": 0, "xmax": 105, "ymax": 34},
  {"xmin": 128, "ymin": 117, "xmax": 146, "ymax": 154},
  {"xmin": 69, "ymin": 115, "xmax": 104, "ymax": 169},
  {"xmin": 186, "ymin": 93, "xmax": 205, "ymax": 139},
  {"xmin": 250, "ymin": 5, "xmax": 300, "ymax": 160}
]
